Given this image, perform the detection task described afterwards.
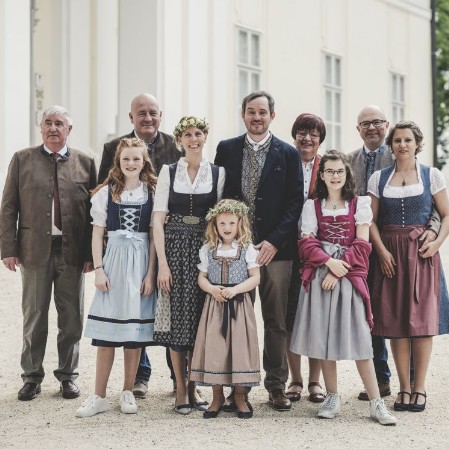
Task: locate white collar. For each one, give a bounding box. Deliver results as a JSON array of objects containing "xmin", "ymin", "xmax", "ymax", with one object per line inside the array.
[
  {"xmin": 178, "ymin": 157, "xmax": 208, "ymax": 167},
  {"xmin": 43, "ymin": 145, "xmax": 68, "ymax": 156},
  {"xmin": 247, "ymin": 132, "xmax": 271, "ymax": 147}
]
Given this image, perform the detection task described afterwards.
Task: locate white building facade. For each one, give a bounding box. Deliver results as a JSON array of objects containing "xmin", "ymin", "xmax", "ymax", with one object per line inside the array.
[{"xmin": 0, "ymin": 0, "xmax": 434, "ymax": 187}]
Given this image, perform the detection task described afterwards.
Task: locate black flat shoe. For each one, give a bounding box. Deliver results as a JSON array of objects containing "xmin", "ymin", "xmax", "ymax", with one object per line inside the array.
[
  {"xmin": 237, "ymin": 401, "xmax": 253, "ymax": 419},
  {"xmin": 393, "ymin": 391, "xmax": 411, "ymax": 411},
  {"xmin": 409, "ymin": 391, "xmax": 427, "ymax": 412},
  {"xmin": 203, "ymin": 406, "xmax": 222, "ymax": 419}
]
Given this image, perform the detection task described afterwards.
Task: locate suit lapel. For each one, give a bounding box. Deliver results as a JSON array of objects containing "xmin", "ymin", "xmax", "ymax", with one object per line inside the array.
[
  {"xmin": 233, "ymin": 136, "xmax": 245, "ymax": 193},
  {"xmin": 258, "ymin": 138, "xmax": 278, "ymax": 188}
]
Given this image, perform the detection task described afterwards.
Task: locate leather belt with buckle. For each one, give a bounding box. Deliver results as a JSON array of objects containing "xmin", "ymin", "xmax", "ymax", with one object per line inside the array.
[{"xmin": 182, "ymin": 216, "xmax": 200, "ymax": 225}]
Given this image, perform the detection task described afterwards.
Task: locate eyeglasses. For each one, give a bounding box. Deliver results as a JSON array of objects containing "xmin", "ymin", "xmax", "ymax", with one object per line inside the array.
[
  {"xmin": 358, "ymin": 120, "xmax": 387, "ymax": 129},
  {"xmin": 323, "ymin": 169, "xmax": 346, "ymax": 177},
  {"xmin": 296, "ymin": 130, "xmax": 320, "ymax": 140}
]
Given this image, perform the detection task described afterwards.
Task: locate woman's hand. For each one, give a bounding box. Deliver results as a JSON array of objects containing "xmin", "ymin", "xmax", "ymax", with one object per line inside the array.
[
  {"xmin": 157, "ymin": 264, "xmax": 172, "ymax": 292},
  {"xmin": 95, "ymin": 268, "xmax": 111, "ymax": 292},
  {"xmin": 325, "ymin": 258, "xmax": 350, "ymax": 278},
  {"xmin": 322, "ymin": 273, "xmax": 339, "ymax": 290},
  {"xmin": 379, "ymin": 249, "xmax": 396, "ymax": 278},
  {"xmin": 209, "ymin": 285, "xmax": 226, "ymax": 302},
  {"xmin": 141, "ymin": 273, "xmax": 155, "ymax": 296},
  {"xmin": 221, "ymin": 286, "xmax": 238, "ymax": 300}
]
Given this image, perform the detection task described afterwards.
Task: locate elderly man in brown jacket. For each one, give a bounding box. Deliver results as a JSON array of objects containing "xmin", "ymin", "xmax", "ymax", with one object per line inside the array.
[{"xmin": 0, "ymin": 105, "xmax": 97, "ymax": 401}]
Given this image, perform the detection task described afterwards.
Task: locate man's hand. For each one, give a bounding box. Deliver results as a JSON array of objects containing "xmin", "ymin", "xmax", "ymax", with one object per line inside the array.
[
  {"xmin": 2, "ymin": 257, "xmax": 20, "ymax": 272},
  {"xmin": 419, "ymin": 229, "xmax": 437, "ymax": 248},
  {"xmin": 254, "ymin": 240, "xmax": 278, "ymax": 266}
]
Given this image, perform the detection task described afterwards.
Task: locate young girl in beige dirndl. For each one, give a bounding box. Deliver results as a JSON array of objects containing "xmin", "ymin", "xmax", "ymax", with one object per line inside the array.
[{"xmin": 191, "ymin": 200, "xmax": 261, "ymax": 419}]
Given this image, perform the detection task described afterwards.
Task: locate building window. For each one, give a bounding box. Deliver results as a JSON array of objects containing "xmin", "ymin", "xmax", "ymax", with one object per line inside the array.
[
  {"xmin": 323, "ymin": 53, "xmax": 342, "ymax": 150},
  {"xmin": 237, "ymin": 28, "xmax": 261, "ymax": 132},
  {"xmin": 391, "ymin": 73, "xmax": 405, "ymax": 124}
]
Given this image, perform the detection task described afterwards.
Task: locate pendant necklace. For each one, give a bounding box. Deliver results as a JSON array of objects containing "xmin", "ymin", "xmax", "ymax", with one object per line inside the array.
[{"xmin": 327, "ymin": 200, "xmax": 343, "ymax": 210}]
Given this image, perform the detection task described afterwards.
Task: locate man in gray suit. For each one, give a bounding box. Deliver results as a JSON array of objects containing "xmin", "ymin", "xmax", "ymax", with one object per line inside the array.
[
  {"xmin": 347, "ymin": 104, "xmax": 439, "ymax": 400},
  {"xmin": 0, "ymin": 106, "xmax": 97, "ymax": 401}
]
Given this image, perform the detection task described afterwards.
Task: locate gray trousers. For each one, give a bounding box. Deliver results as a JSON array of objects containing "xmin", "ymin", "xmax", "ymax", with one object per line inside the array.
[
  {"xmin": 20, "ymin": 239, "xmax": 84, "ymax": 384},
  {"xmin": 259, "ymin": 260, "xmax": 292, "ymax": 392}
]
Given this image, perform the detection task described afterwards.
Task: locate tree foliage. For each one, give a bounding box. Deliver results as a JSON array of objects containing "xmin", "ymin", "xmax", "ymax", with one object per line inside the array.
[{"xmin": 436, "ymin": 0, "xmax": 449, "ymax": 168}]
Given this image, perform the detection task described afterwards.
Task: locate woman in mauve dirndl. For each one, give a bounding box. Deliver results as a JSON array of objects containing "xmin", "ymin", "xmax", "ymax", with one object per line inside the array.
[{"xmin": 368, "ymin": 121, "xmax": 449, "ymax": 412}]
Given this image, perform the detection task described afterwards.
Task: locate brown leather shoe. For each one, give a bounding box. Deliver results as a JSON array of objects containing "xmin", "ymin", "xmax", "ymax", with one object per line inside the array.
[
  {"xmin": 60, "ymin": 380, "xmax": 80, "ymax": 399},
  {"xmin": 269, "ymin": 389, "xmax": 291, "ymax": 411},
  {"xmin": 18, "ymin": 382, "xmax": 41, "ymax": 401},
  {"xmin": 358, "ymin": 382, "xmax": 391, "ymax": 401}
]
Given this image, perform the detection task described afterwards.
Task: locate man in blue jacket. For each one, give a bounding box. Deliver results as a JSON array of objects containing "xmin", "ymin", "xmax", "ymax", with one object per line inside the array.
[{"xmin": 215, "ymin": 91, "xmax": 303, "ymax": 411}]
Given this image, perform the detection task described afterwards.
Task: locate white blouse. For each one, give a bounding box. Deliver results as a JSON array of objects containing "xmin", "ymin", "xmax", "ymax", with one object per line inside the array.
[
  {"xmin": 153, "ymin": 158, "xmax": 226, "ymax": 212},
  {"xmin": 301, "ymin": 196, "xmax": 372, "ymax": 236},
  {"xmin": 197, "ymin": 241, "xmax": 259, "ymax": 273},
  {"xmin": 368, "ymin": 162, "xmax": 447, "ymax": 198},
  {"xmin": 90, "ymin": 184, "xmax": 152, "ymax": 227}
]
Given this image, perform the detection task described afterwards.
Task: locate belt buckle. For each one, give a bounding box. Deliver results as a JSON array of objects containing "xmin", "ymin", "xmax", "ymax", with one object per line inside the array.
[{"xmin": 182, "ymin": 215, "xmax": 200, "ymax": 225}]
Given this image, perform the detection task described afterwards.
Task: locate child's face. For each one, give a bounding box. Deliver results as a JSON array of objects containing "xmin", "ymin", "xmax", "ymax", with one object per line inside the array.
[
  {"xmin": 320, "ymin": 160, "xmax": 347, "ymax": 192},
  {"xmin": 216, "ymin": 212, "xmax": 239, "ymax": 244},
  {"xmin": 120, "ymin": 146, "xmax": 145, "ymax": 180}
]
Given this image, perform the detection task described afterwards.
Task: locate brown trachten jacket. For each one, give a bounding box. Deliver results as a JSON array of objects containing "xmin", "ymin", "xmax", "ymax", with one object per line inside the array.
[{"xmin": 0, "ymin": 146, "xmax": 97, "ymax": 267}]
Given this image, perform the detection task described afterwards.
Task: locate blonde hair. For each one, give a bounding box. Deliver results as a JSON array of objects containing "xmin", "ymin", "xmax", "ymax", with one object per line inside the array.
[
  {"xmin": 91, "ymin": 137, "xmax": 157, "ymax": 201},
  {"xmin": 204, "ymin": 199, "xmax": 253, "ymax": 249}
]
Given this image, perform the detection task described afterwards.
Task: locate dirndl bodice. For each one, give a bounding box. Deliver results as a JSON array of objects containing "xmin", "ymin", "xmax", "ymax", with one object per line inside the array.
[
  {"xmin": 106, "ymin": 183, "xmax": 153, "ymax": 231},
  {"xmin": 378, "ymin": 163, "xmax": 432, "ymax": 227},
  {"xmin": 207, "ymin": 245, "xmax": 249, "ymax": 285},
  {"xmin": 314, "ymin": 197, "xmax": 357, "ymax": 246}
]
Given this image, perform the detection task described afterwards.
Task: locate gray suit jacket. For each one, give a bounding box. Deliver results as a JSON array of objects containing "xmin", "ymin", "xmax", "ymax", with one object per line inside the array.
[{"xmin": 346, "ymin": 144, "xmax": 393, "ymax": 196}]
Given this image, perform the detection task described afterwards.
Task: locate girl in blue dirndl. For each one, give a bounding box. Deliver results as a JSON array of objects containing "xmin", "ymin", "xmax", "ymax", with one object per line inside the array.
[{"xmin": 76, "ymin": 137, "xmax": 157, "ymax": 418}]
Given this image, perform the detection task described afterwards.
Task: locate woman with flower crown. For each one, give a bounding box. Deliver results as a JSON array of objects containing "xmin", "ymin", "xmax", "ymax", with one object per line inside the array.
[{"xmin": 152, "ymin": 116, "xmax": 225, "ymax": 415}]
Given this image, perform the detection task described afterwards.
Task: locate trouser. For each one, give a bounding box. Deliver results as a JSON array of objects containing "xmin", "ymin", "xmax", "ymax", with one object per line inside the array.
[
  {"xmin": 20, "ymin": 238, "xmax": 84, "ymax": 384},
  {"xmin": 259, "ymin": 260, "xmax": 292, "ymax": 392}
]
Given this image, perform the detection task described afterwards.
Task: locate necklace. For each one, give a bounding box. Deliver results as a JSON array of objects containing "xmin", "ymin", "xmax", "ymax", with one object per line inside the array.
[
  {"xmin": 326, "ymin": 200, "xmax": 343, "ymax": 210},
  {"xmin": 395, "ymin": 169, "xmax": 417, "ymax": 187},
  {"xmin": 124, "ymin": 182, "xmax": 141, "ymax": 196}
]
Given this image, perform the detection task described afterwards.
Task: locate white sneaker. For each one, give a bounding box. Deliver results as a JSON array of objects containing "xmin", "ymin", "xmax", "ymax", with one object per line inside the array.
[
  {"xmin": 317, "ymin": 392, "xmax": 341, "ymax": 419},
  {"xmin": 75, "ymin": 394, "xmax": 110, "ymax": 418},
  {"xmin": 370, "ymin": 398, "xmax": 398, "ymax": 425},
  {"xmin": 120, "ymin": 390, "xmax": 137, "ymax": 414}
]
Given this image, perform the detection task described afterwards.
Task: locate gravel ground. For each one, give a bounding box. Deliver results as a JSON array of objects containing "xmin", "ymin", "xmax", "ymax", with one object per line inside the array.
[{"xmin": 1, "ymin": 244, "xmax": 449, "ymax": 449}]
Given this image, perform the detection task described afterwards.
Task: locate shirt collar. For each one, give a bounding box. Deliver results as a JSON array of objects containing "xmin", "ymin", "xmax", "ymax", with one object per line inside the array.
[
  {"xmin": 302, "ymin": 157, "xmax": 316, "ymax": 168},
  {"xmin": 178, "ymin": 157, "xmax": 208, "ymax": 167},
  {"xmin": 133, "ymin": 130, "xmax": 159, "ymax": 145},
  {"xmin": 363, "ymin": 143, "xmax": 386, "ymax": 155},
  {"xmin": 246, "ymin": 132, "xmax": 271, "ymax": 148},
  {"xmin": 43, "ymin": 145, "xmax": 68, "ymax": 157}
]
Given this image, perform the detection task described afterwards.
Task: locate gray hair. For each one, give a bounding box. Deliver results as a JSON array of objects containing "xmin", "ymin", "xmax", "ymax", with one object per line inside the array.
[{"xmin": 41, "ymin": 105, "xmax": 72, "ymax": 126}]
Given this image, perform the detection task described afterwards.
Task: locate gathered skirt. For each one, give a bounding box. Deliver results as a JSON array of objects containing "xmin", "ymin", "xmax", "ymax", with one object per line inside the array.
[
  {"xmin": 153, "ymin": 214, "xmax": 206, "ymax": 348},
  {"xmin": 371, "ymin": 225, "xmax": 440, "ymax": 338},
  {"xmin": 84, "ymin": 231, "xmax": 156, "ymax": 344},
  {"xmin": 190, "ymin": 293, "xmax": 260, "ymax": 386},
  {"xmin": 290, "ymin": 242, "xmax": 373, "ymax": 361}
]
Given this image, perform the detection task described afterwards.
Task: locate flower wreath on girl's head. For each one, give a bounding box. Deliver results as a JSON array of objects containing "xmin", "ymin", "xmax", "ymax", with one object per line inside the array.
[{"xmin": 206, "ymin": 199, "xmax": 250, "ymax": 222}]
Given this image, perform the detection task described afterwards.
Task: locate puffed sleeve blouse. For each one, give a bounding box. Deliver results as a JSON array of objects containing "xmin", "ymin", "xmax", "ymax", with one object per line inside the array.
[
  {"xmin": 367, "ymin": 162, "xmax": 447, "ymax": 198},
  {"xmin": 301, "ymin": 196, "xmax": 373, "ymax": 236},
  {"xmin": 197, "ymin": 241, "xmax": 259, "ymax": 272},
  {"xmin": 90, "ymin": 183, "xmax": 150, "ymax": 227},
  {"xmin": 153, "ymin": 157, "xmax": 226, "ymax": 213}
]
